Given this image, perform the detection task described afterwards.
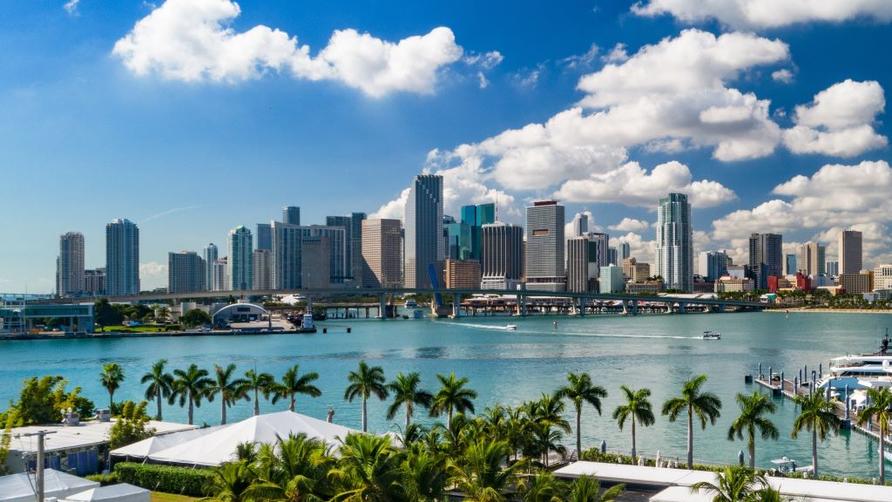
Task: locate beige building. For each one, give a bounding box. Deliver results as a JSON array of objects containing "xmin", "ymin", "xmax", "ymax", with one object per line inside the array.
[
  {"xmin": 714, "ymin": 277, "xmax": 754, "ymax": 293},
  {"xmin": 798, "ymin": 242, "xmax": 826, "ymax": 276},
  {"xmin": 839, "ymin": 272, "xmax": 872, "ymax": 294},
  {"xmin": 252, "ymin": 249, "xmax": 272, "ymax": 290},
  {"xmin": 626, "ymin": 280, "xmax": 663, "ymax": 294},
  {"xmin": 874, "ymin": 264, "xmax": 892, "ymax": 291},
  {"xmin": 361, "ymin": 219, "xmax": 402, "ymax": 288},
  {"xmin": 622, "ymin": 258, "xmax": 651, "ymax": 283},
  {"xmin": 444, "ymin": 260, "xmax": 481, "ymax": 289},
  {"xmin": 839, "ymin": 230, "xmax": 863, "ymax": 275},
  {"xmin": 301, "ymin": 237, "xmax": 331, "ymax": 289}
]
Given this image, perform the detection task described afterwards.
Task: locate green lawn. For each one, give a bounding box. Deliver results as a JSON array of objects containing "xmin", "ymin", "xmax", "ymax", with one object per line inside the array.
[
  {"xmin": 151, "ymin": 492, "xmax": 197, "ymax": 502},
  {"xmin": 99, "ymin": 325, "xmax": 174, "ymax": 333}
]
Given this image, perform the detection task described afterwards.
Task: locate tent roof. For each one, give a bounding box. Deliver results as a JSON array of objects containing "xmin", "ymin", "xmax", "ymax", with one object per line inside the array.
[
  {"xmin": 0, "ymin": 469, "xmax": 99, "ymax": 502},
  {"xmin": 9, "ymin": 420, "xmax": 195, "ymax": 454},
  {"xmin": 110, "ymin": 425, "xmax": 224, "ymax": 458},
  {"xmin": 60, "ymin": 483, "xmax": 149, "ymax": 502},
  {"xmin": 148, "ymin": 410, "xmax": 358, "ymax": 466}
]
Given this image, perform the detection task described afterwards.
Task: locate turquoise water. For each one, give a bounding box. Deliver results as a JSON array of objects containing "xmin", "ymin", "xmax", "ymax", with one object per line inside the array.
[{"xmin": 2, "ymin": 311, "xmax": 891, "ymax": 478}]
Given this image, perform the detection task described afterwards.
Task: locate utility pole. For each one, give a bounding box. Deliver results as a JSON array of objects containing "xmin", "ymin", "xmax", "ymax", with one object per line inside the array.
[{"xmin": 16, "ymin": 430, "xmax": 56, "ymax": 502}]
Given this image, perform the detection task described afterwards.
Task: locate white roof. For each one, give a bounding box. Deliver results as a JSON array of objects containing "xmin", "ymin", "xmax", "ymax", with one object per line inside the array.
[
  {"xmin": 767, "ymin": 477, "xmax": 892, "ymax": 502},
  {"xmin": 649, "ymin": 486, "xmax": 713, "ymax": 502},
  {"xmin": 148, "ymin": 410, "xmax": 359, "ymax": 467},
  {"xmin": 109, "ymin": 425, "xmax": 224, "ymax": 458},
  {"xmin": 553, "ymin": 461, "xmax": 714, "ymax": 487},
  {"xmin": 0, "ymin": 469, "xmax": 99, "ymax": 502},
  {"xmin": 9, "ymin": 420, "xmax": 195, "ymax": 454},
  {"xmin": 60, "ymin": 483, "xmax": 149, "ymax": 502}
]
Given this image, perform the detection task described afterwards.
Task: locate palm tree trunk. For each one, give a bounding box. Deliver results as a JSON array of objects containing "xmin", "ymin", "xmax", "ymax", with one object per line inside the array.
[
  {"xmin": 748, "ymin": 429, "xmax": 756, "ymax": 470},
  {"xmin": 687, "ymin": 407, "xmax": 694, "ymax": 468},
  {"xmin": 109, "ymin": 391, "xmax": 114, "ymax": 411},
  {"xmin": 254, "ymin": 388, "xmax": 260, "ymax": 416},
  {"xmin": 812, "ymin": 427, "xmax": 818, "ymax": 476},
  {"xmin": 576, "ymin": 406, "xmax": 582, "ymax": 456},
  {"xmin": 362, "ymin": 397, "xmax": 368, "ymax": 432},
  {"xmin": 880, "ymin": 425, "xmax": 886, "ymax": 484},
  {"xmin": 631, "ymin": 417, "xmax": 637, "ymax": 462},
  {"xmin": 156, "ymin": 391, "xmax": 163, "ymax": 421},
  {"xmin": 448, "ymin": 407, "xmax": 453, "ymax": 425},
  {"xmin": 222, "ymin": 400, "xmax": 227, "ymax": 425},
  {"xmin": 406, "ymin": 406, "xmax": 411, "ymax": 430},
  {"xmin": 188, "ymin": 398, "xmax": 194, "ymax": 425},
  {"xmin": 290, "ymin": 393, "xmax": 296, "ymax": 412}
]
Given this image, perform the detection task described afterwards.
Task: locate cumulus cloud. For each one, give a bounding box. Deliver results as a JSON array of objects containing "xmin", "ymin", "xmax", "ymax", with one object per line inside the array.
[
  {"xmin": 615, "ymin": 232, "xmax": 657, "ymax": 264},
  {"xmin": 113, "ymin": 0, "xmax": 466, "ymax": 97},
  {"xmin": 632, "ymin": 0, "xmax": 892, "ymax": 30},
  {"xmin": 609, "ymin": 217, "xmax": 651, "ymax": 232},
  {"xmin": 64, "ymin": 0, "xmax": 80, "ymax": 15},
  {"xmin": 140, "ymin": 261, "xmax": 168, "ymax": 278},
  {"xmin": 783, "ymin": 80, "xmax": 887, "ymax": 157},
  {"xmin": 561, "ymin": 44, "xmax": 600, "ymax": 69},
  {"xmin": 771, "ymin": 69, "xmax": 794, "ymax": 84}
]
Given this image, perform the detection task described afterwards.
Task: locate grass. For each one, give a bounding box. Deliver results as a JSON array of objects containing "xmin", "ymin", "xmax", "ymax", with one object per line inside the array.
[
  {"xmin": 151, "ymin": 492, "xmax": 198, "ymax": 502},
  {"xmin": 99, "ymin": 324, "xmax": 176, "ymax": 333}
]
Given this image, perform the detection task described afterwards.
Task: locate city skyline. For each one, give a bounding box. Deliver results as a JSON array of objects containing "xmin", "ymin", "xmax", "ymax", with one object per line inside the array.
[{"xmin": 3, "ymin": 0, "xmax": 892, "ymax": 292}]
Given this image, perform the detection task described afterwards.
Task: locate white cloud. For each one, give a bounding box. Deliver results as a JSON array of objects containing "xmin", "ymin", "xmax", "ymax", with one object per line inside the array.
[
  {"xmin": 463, "ymin": 51, "xmax": 503, "ymax": 70},
  {"xmin": 783, "ymin": 80, "xmax": 887, "ymax": 157},
  {"xmin": 771, "ymin": 69, "xmax": 794, "ymax": 84},
  {"xmin": 561, "ymin": 44, "xmax": 600, "ymax": 69},
  {"xmin": 140, "ymin": 261, "xmax": 167, "ymax": 279},
  {"xmin": 615, "ymin": 232, "xmax": 657, "ymax": 263},
  {"xmin": 609, "ymin": 217, "xmax": 650, "ymax": 232},
  {"xmin": 64, "ymin": 0, "xmax": 80, "ymax": 15},
  {"xmin": 113, "ymin": 0, "xmax": 466, "ymax": 97},
  {"xmin": 632, "ymin": 0, "xmax": 892, "ymax": 30},
  {"xmin": 602, "ymin": 43, "xmax": 629, "ymax": 64},
  {"xmin": 512, "ymin": 66, "xmax": 543, "ymax": 89}
]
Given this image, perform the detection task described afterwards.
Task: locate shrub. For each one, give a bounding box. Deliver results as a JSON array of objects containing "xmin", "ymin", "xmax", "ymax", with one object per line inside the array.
[
  {"xmin": 86, "ymin": 472, "xmax": 118, "ymax": 486},
  {"xmin": 114, "ymin": 462, "xmax": 214, "ymax": 496}
]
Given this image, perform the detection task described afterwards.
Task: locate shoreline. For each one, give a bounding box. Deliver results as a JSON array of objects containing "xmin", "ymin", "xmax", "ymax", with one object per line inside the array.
[{"xmin": 766, "ymin": 308, "xmax": 892, "ymax": 314}]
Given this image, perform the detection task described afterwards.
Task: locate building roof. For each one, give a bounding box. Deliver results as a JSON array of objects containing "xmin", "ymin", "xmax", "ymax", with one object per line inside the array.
[
  {"xmin": 0, "ymin": 469, "xmax": 99, "ymax": 502},
  {"xmin": 109, "ymin": 425, "xmax": 225, "ymax": 458},
  {"xmin": 59, "ymin": 483, "xmax": 150, "ymax": 502},
  {"xmin": 9, "ymin": 420, "xmax": 195, "ymax": 454}
]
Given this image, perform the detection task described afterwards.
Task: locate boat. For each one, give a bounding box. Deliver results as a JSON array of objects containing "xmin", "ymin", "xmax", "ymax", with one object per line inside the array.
[
  {"xmin": 702, "ymin": 331, "xmax": 721, "ymax": 340},
  {"xmin": 770, "ymin": 457, "xmax": 813, "ymax": 474},
  {"xmin": 404, "ymin": 299, "xmax": 418, "ymax": 309},
  {"xmin": 505, "ymin": 324, "xmax": 517, "ymax": 331},
  {"xmin": 817, "ymin": 331, "xmax": 892, "ymax": 391}
]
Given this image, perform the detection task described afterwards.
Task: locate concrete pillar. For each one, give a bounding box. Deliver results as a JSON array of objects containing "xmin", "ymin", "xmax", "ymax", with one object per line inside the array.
[
  {"xmin": 678, "ymin": 302, "xmax": 686, "ymax": 314},
  {"xmin": 632, "ymin": 300, "xmax": 639, "ymax": 316},
  {"xmin": 378, "ymin": 294, "xmax": 386, "ymax": 319},
  {"xmin": 453, "ymin": 294, "xmax": 463, "ymax": 318},
  {"xmin": 578, "ymin": 297, "xmax": 585, "ymax": 316}
]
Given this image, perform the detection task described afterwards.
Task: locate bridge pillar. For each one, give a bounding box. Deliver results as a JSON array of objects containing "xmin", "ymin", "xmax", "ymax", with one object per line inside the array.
[
  {"xmin": 678, "ymin": 302, "xmax": 686, "ymax": 314},
  {"xmin": 631, "ymin": 300, "xmax": 639, "ymax": 316},
  {"xmin": 452, "ymin": 294, "xmax": 463, "ymax": 318},
  {"xmin": 577, "ymin": 297, "xmax": 585, "ymax": 316},
  {"xmin": 378, "ymin": 294, "xmax": 386, "ymax": 319},
  {"xmin": 516, "ymin": 294, "xmax": 527, "ymax": 317},
  {"xmin": 622, "ymin": 301, "xmax": 629, "ymax": 315}
]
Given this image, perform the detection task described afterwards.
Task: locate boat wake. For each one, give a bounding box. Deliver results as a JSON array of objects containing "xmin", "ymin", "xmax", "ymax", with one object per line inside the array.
[{"xmin": 444, "ymin": 322, "xmax": 702, "ymax": 340}]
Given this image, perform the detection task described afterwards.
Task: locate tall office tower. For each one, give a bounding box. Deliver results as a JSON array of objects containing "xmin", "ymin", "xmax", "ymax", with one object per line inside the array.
[
  {"xmin": 214, "ymin": 258, "xmax": 228, "ymax": 292},
  {"xmin": 589, "ymin": 232, "xmax": 610, "ymax": 271},
  {"xmin": 458, "ymin": 203, "xmax": 495, "ymax": 261},
  {"xmin": 655, "ymin": 193, "xmax": 693, "ymax": 292},
  {"xmin": 481, "ymin": 222, "xmax": 524, "ymax": 289},
  {"xmin": 798, "ymin": 242, "xmax": 826, "ymax": 276},
  {"xmin": 84, "ymin": 268, "xmax": 105, "ymax": 296},
  {"xmin": 299, "ymin": 226, "xmax": 347, "ymax": 284},
  {"xmin": 361, "ymin": 219, "xmax": 402, "ymax": 288},
  {"xmin": 621, "ymin": 242, "xmax": 631, "ymax": 260},
  {"xmin": 784, "ymin": 254, "xmax": 797, "ymax": 276},
  {"xmin": 326, "ymin": 212, "xmax": 367, "ymax": 283},
  {"xmin": 253, "ymin": 249, "xmax": 272, "ymax": 290},
  {"xmin": 608, "ymin": 247, "xmax": 618, "ymax": 266},
  {"xmin": 445, "ymin": 219, "xmax": 472, "ymax": 260},
  {"xmin": 569, "ymin": 212, "xmax": 589, "ymax": 237},
  {"xmin": 826, "ymin": 261, "xmax": 839, "ymax": 277},
  {"xmin": 839, "ymin": 229, "xmax": 863, "ymax": 274},
  {"xmin": 256, "ymin": 223, "xmax": 272, "ymax": 251},
  {"xmin": 404, "ymin": 174, "xmax": 444, "ymax": 289},
  {"xmin": 283, "ymin": 206, "xmax": 301, "ymax": 226},
  {"xmin": 57, "ymin": 232, "xmax": 85, "ymax": 297},
  {"xmin": 271, "ymin": 221, "xmax": 302, "ymax": 289},
  {"xmin": 203, "ymin": 243, "xmax": 218, "ymax": 291},
  {"xmin": 567, "ymin": 237, "xmax": 599, "ymax": 292},
  {"xmin": 748, "ymin": 233, "xmax": 783, "ymax": 289},
  {"xmin": 300, "ymin": 236, "xmax": 331, "ymax": 289},
  {"xmin": 106, "ymin": 218, "xmax": 140, "ymax": 296},
  {"xmin": 228, "ymin": 226, "xmax": 253, "ymax": 290},
  {"xmin": 698, "ymin": 251, "xmax": 729, "ymax": 282},
  {"xmin": 525, "ymin": 200, "xmax": 566, "ymax": 291},
  {"xmin": 168, "ymin": 251, "xmax": 205, "ymax": 293}
]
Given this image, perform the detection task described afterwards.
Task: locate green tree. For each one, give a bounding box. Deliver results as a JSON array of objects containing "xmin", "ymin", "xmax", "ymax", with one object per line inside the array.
[
  {"xmin": 856, "ymin": 387, "xmax": 892, "ymax": 484},
  {"xmin": 244, "ymin": 434, "xmax": 335, "ymax": 501},
  {"xmin": 100, "ymin": 363, "xmax": 125, "ymax": 410},
  {"xmin": 271, "ymin": 364, "xmax": 321, "ymax": 413},
  {"xmin": 109, "ymin": 400, "xmax": 154, "ymax": 449},
  {"xmin": 612, "ymin": 386, "xmax": 655, "ymax": 463},
  {"xmin": 566, "ymin": 476, "xmax": 624, "ymax": 502},
  {"xmin": 182, "ymin": 309, "xmax": 212, "ymax": 328},
  {"xmin": 431, "ymin": 372, "xmax": 478, "ymax": 424},
  {"xmin": 329, "ymin": 434, "xmax": 405, "ymax": 501},
  {"xmin": 141, "ymin": 359, "xmax": 174, "ymax": 420},
  {"xmin": 518, "ymin": 471, "xmax": 566, "ymax": 502},
  {"xmin": 447, "ymin": 439, "xmax": 521, "ymax": 502},
  {"xmin": 690, "ymin": 466, "xmax": 770, "ymax": 502},
  {"xmin": 661, "ymin": 374, "xmax": 722, "ymax": 468},
  {"xmin": 0, "ymin": 410, "xmax": 19, "ymax": 475},
  {"xmin": 557, "ymin": 372, "xmax": 608, "ymax": 456},
  {"xmin": 727, "ymin": 392, "xmax": 778, "ymax": 469},
  {"xmin": 790, "ymin": 392, "xmax": 840, "ymax": 477},
  {"xmin": 94, "ymin": 298, "xmax": 123, "ymax": 327},
  {"xmin": 344, "ymin": 361, "xmax": 388, "ymax": 433},
  {"xmin": 208, "ymin": 364, "xmax": 249, "ymax": 425},
  {"xmin": 8, "ymin": 376, "xmax": 94, "ymax": 425},
  {"xmin": 386, "ymin": 372, "xmax": 433, "ymax": 429},
  {"xmin": 402, "ymin": 445, "xmax": 449, "ymax": 501},
  {"xmin": 170, "ymin": 364, "xmax": 213, "ymax": 425},
  {"xmin": 244, "ymin": 369, "xmax": 275, "ymax": 416},
  {"xmin": 204, "ymin": 461, "xmax": 256, "ymax": 502}
]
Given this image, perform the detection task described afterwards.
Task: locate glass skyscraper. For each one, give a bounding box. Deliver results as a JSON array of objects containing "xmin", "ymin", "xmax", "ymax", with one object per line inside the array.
[
  {"xmin": 57, "ymin": 232, "xmax": 85, "ymax": 297},
  {"xmin": 106, "ymin": 218, "xmax": 140, "ymax": 296},
  {"xmin": 655, "ymin": 193, "xmax": 693, "ymax": 292},
  {"xmin": 228, "ymin": 226, "xmax": 253, "ymax": 290},
  {"xmin": 203, "ymin": 243, "xmax": 218, "ymax": 291},
  {"xmin": 404, "ymin": 174, "xmax": 444, "ymax": 288},
  {"xmin": 525, "ymin": 200, "xmax": 566, "ymax": 291}
]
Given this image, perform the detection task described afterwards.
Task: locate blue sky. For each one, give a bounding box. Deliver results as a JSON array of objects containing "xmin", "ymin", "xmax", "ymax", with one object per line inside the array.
[{"xmin": 1, "ymin": 0, "xmax": 891, "ymax": 292}]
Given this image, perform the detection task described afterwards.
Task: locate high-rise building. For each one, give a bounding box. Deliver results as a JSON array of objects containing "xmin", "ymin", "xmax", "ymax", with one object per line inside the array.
[
  {"xmin": 874, "ymin": 264, "xmax": 892, "ymax": 291},
  {"xmin": 655, "ymin": 193, "xmax": 693, "ymax": 292},
  {"xmin": 106, "ymin": 218, "xmax": 140, "ymax": 296},
  {"xmin": 326, "ymin": 213, "xmax": 366, "ymax": 283},
  {"xmin": 588, "ymin": 232, "xmax": 610, "ymax": 273},
  {"xmin": 445, "ymin": 220, "xmax": 472, "ymax": 260},
  {"xmin": 228, "ymin": 226, "xmax": 253, "ymax": 290},
  {"xmin": 566, "ymin": 237, "xmax": 598, "ymax": 292},
  {"xmin": 623, "ymin": 258, "xmax": 651, "ymax": 283},
  {"xmin": 599, "ymin": 265, "xmax": 625, "ymax": 294},
  {"xmin": 404, "ymin": 174, "xmax": 444, "ymax": 289},
  {"xmin": 301, "ymin": 236, "xmax": 331, "ymax": 289},
  {"xmin": 271, "ymin": 221, "xmax": 302, "ymax": 289},
  {"xmin": 57, "ymin": 232, "xmax": 85, "ymax": 297},
  {"xmin": 283, "ymin": 206, "xmax": 301, "ymax": 226},
  {"xmin": 784, "ymin": 254, "xmax": 797, "ymax": 276},
  {"xmin": 698, "ymin": 251, "xmax": 728, "ymax": 282},
  {"xmin": 826, "ymin": 261, "xmax": 839, "ymax": 278},
  {"xmin": 621, "ymin": 242, "xmax": 631, "ymax": 260},
  {"xmin": 748, "ymin": 233, "xmax": 783, "ymax": 289},
  {"xmin": 839, "ymin": 272, "xmax": 872, "ymax": 294},
  {"xmin": 608, "ymin": 247, "xmax": 618, "ymax": 266},
  {"xmin": 839, "ymin": 230, "xmax": 863, "ymax": 275},
  {"xmin": 525, "ymin": 200, "xmax": 566, "ymax": 291},
  {"xmin": 361, "ymin": 219, "xmax": 402, "ymax": 288},
  {"xmin": 798, "ymin": 242, "xmax": 826, "ymax": 277},
  {"xmin": 569, "ymin": 212, "xmax": 589, "ymax": 237},
  {"xmin": 256, "ymin": 223, "xmax": 272, "ymax": 251},
  {"xmin": 168, "ymin": 251, "xmax": 205, "ymax": 294},
  {"xmin": 444, "ymin": 259, "xmax": 482, "ymax": 289},
  {"xmin": 214, "ymin": 258, "xmax": 228, "ymax": 291},
  {"xmin": 456, "ymin": 203, "xmax": 495, "ymax": 261},
  {"xmin": 253, "ymin": 249, "xmax": 272, "ymax": 290},
  {"xmin": 203, "ymin": 243, "xmax": 218, "ymax": 291},
  {"xmin": 84, "ymin": 268, "xmax": 105, "ymax": 296},
  {"xmin": 481, "ymin": 222, "xmax": 524, "ymax": 290}
]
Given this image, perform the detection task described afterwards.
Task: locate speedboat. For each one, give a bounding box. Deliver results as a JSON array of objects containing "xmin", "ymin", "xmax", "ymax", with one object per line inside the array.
[
  {"xmin": 505, "ymin": 324, "xmax": 517, "ymax": 331},
  {"xmin": 702, "ymin": 331, "xmax": 721, "ymax": 340},
  {"xmin": 770, "ymin": 457, "xmax": 813, "ymax": 474}
]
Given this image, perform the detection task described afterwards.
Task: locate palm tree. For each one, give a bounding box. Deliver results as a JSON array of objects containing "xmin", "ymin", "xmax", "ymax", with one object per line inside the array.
[
  {"xmin": 344, "ymin": 360, "xmax": 388, "ymax": 433},
  {"xmin": 518, "ymin": 471, "xmax": 565, "ymax": 501},
  {"xmin": 447, "ymin": 439, "xmax": 521, "ymax": 501},
  {"xmin": 727, "ymin": 392, "xmax": 778, "ymax": 469},
  {"xmin": 690, "ymin": 466, "xmax": 769, "ymax": 502},
  {"xmin": 271, "ymin": 364, "xmax": 321, "ymax": 412},
  {"xmin": 141, "ymin": 359, "xmax": 173, "ymax": 420},
  {"xmin": 430, "ymin": 372, "xmax": 478, "ymax": 424},
  {"xmin": 386, "ymin": 372, "xmax": 433, "ymax": 429},
  {"xmin": 566, "ymin": 476, "xmax": 624, "ymax": 502},
  {"xmin": 661, "ymin": 374, "xmax": 722, "ymax": 467},
  {"xmin": 612, "ymin": 386, "xmax": 655, "ymax": 463},
  {"xmin": 857, "ymin": 386, "xmax": 892, "ymax": 484},
  {"xmin": 557, "ymin": 372, "xmax": 608, "ymax": 456},
  {"xmin": 204, "ymin": 461, "xmax": 255, "ymax": 502},
  {"xmin": 791, "ymin": 392, "xmax": 840, "ymax": 477},
  {"xmin": 208, "ymin": 364, "xmax": 249, "ymax": 425},
  {"xmin": 170, "ymin": 363, "xmax": 213, "ymax": 425},
  {"xmin": 329, "ymin": 433, "xmax": 405, "ymax": 501},
  {"xmin": 402, "ymin": 445, "xmax": 449, "ymax": 501},
  {"xmin": 100, "ymin": 363, "xmax": 125, "ymax": 410},
  {"xmin": 244, "ymin": 369, "xmax": 275, "ymax": 416},
  {"xmin": 245, "ymin": 433, "xmax": 335, "ymax": 501}
]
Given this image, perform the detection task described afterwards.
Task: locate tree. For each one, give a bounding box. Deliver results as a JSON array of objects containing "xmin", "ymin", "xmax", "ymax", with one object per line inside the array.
[
  {"xmin": 566, "ymin": 476, "xmax": 624, "ymax": 502},
  {"xmin": 109, "ymin": 400, "xmax": 154, "ymax": 449},
  {"xmin": 141, "ymin": 359, "xmax": 173, "ymax": 420},
  {"xmin": 271, "ymin": 364, "xmax": 321, "ymax": 413},
  {"xmin": 430, "ymin": 372, "xmax": 478, "ymax": 424},
  {"xmin": 100, "ymin": 363, "xmax": 125, "ymax": 410},
  {"xmin": 727, "ymin": 392, "xmax": 778, "ymax": 469},
  {"xmin": 329, "ymin": 433, "xmax": 405, "ymax": 501},
  {"xmin": 8, "ymin": 376, "xmax": 89, "ymax": 425},
  {"xmin": 243, "ymin": 433, "xmax": 335, "ymax": 501},
  {"xmin": 386, "ymin": 372, "xmax": 433, "ymax": 429},
  {"xmin": 790, "ymin": 392, "xmax": 840, "ymax": 477},
  {"xmin": 344, "ymin": 361, "xmax": 388, "ymax": 433},
  {"xmin": 244, "ymin": 369, "xmax": 275, "ymax": 416},
  {"xmin": 661, "ymin": 374, "xmax": 722, "ymax": 468},
  {"xmin": 181, "ymin": 309, "xmax": 212, "ymax": 328},
  {"xmin": 557, "ymin": 372, "xmax": 607, "ymax": 456},
  {"xmin": 518, "ymin": 471, "xmax": 565, "ymax": 502},
  {"xmin": 857, "ymin": 387, "xmax": 892, "ymax": 484},
  {"xmin": 612, "ymin": 386, "xmax": 654, "ymax": 463},
  {"xmin": 205, "ymin": 461, "xmax": 256, "ymax": 502},
  {"xmin": 447, "ymin": 439, "xmax": 521, "ymax": 502},
  {"xmin": 94, "ymin": 298, "xmax": 123, "ymax": 327},
  {"xmin": 690, "ymin": 466, "xmax": 770, "ymax": 502},
  {"xmin": 170, "ymin": 364, "xmax": 213, "ymax": 425},
  {"xmin": 402, "ymin": 445, "xmax": 449, "ymax": 501},
  {"xmin": 208, "ymin": 364, "xmax": 249, "ymax": 425}
]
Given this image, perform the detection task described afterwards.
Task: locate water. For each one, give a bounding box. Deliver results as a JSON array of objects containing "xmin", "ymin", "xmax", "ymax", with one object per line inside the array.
[{"xmin": 1, "ymin": 311, "xmax": 890, "ymax": 478}]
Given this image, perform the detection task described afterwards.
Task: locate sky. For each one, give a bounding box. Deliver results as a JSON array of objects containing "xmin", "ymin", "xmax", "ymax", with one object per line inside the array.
[{"xmin": 1, "ymin": 0, "xmax": 891, "ymax": 292}]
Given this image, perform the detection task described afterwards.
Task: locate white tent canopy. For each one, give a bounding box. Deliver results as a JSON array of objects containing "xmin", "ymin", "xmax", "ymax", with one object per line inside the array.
[
  {"xmin": 110, "ymin": 425, "xmax": 224, "ymax": 459},
  {"xmin": 148, "ymin": 410, "xmax": 359, "ymax": 466},
  {"xmin": 60, "ymin": 483, "xmax": 150, "ymax": 502},
  {"xmin": 0, "ymin": 469, "xmax": 99, "ymax": 502}
]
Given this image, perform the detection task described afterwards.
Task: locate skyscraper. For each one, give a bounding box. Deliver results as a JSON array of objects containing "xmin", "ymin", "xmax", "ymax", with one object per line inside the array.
[
  {"xmin": 459, "ymin": 203, "xmax": 495, "ymax": 261},
  {"xmin": 569, "ymin": 212, "xmax": 589, "ymax": 237},
  {"xmin": 168, "ymin": 251, "xmax": 205, "ymax": 293},
  {"xmin": 301, "ymin": 236, "xmax": 331, "ymax": 289},
  {"xmin": 698, "ymin": 251, "xmax": 728, "ymax": 282},
  {"xmin": 589, "ymin": 232, "xmax": 610, "ymax": 272},
  {"xmin": 106, "ymin": 218, "xmax": 140, "ymax": 296},
  {"xmin": 203, "ymin": 243, "xmax": 218, "ymax": 291},
  {"xmin": 57, "ymin": 232, "xmax": 85, "ymax": 297},
  {"xmin": 481, "ymin": 222, "xmax": 524, "ymax": 290},
  {"xmin": 404, "ymin": 174, "xmax": 444, "ymax": 289},
  {"xmin": 256, "ymin": 223, "xmax": 272, "ymax": 251},
  {"xmin": 271, "ymin": 221, "xmax": 302, "ymax": 289},
  {"xmin": 799, "ymin": 242, "xmax": 826, "ymax": 276},
  {"xmin": 655, "ymin": 193, "xmax": 693, "ymax": 292},
  {"xmin": 784, "ymin": 254, "xmax": 797, "ymax": 276},
  {"xmin": 253, "ymin": 249, "xmax": 272, "ymax": 290},
  {"xmin": 361, "ymin": 219, "xmax": 402, "ymax": 288},
  {"xmin": 326, "ymin": 212, "xmax": 367, "ymax": 283},
  {"xmin": 839, "ymin": 229, "xmax": 863, "ymax": 275},
  {"xmin": 826, "ymin": 260, "xmax": 839, "ymax": 277},
  {"xmin": 621, "ymin": 242, "xmax": 631, "ymax": 260},
  {"xmin": 525, "ymin": 200, "xmax": 566, "ymax": 291},
  {"xmin": 567, "ymin": 237, "xmax": 598, "ymax": 292},
  {"xmin": 283, "ymin": 206, "xmax": 301, "ymax": 226},
  {"xmin": 748, "ymin": 233, "xmax": 783, "ymax": 289},
  {"xmin": 228, "ymin": 226, "xmax": 253, "ymax": 290}
]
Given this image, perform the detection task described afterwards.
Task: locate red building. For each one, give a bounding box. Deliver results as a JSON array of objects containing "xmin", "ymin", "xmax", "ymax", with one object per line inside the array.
[
  {"xmin": 767, "ymin": 275, "xmax": 779, "ymax": 293},
  {"xmin": 795, "ymin": 272, "xmax": 811, "ymax": 291}
]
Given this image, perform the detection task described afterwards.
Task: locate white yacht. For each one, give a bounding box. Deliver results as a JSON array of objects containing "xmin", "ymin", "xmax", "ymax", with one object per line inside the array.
[
  {"xmin": 702, "ymin": 330, "xmax": 721, "ymax": 340},
  {"xmin": 505, "ymin": 324, "xmax": 517, "ymax": 331},
  {"xmin": 818, "ymin": 333, "xmax": 892, "ymax": 391}
]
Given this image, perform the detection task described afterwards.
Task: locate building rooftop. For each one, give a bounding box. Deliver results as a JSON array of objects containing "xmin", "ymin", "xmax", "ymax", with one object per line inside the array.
[{"xmin": 9, "ymin": 419, "xmax": 195, "ymax": 454}]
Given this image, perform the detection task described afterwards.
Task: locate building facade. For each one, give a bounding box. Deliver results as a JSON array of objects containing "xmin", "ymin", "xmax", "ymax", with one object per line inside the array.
[
  {"xmin": 798, "ymin": 242, "xmax": 826, "ymax": 277},
  {"xmin": 525, "ymin": 200, "xmax": 566, "ymax": 291},
  {"xmin": 839, "ymin": 230, "xmax": 863, "ymax": 275},
  {"xmin": 361, "ymin": 218, "xmax": 402, "ymax": 288},
  {"xmin": 228, "ymin": 226, "xmax": 253, "ymax": 290},
  {"xmin": 404, "ymin": 174, "xmax": 444, "ymax": 289},
  {"xmin": 300, "ymin": 237, "xmax": 331, "ymax": 289},
  {"xmin": 57, "ymin": 232, "xmax": 85, "ymax": 297},
  {"xmin": 839, "ymin": 272, "xmax": 872, "ymax": 294},
  {"xmin": 271, "ymin": 221, "xmax": 302, "ymax": 289},
  {"xmin": 784, "ymin": 254, "xmax": 797, "ymax": 276},
  {"xmin": 326, "ymin": 212, "xmax": 367, "ymax": 283},
  {"xmin": 874, "ymin": 264, "xmax": 892, "ymax": 291},
  {"xmin": 481, "ymin": 222, "xmax": 523, "ymax": 290},
  {"xmin": 566, "ymin": 237, "xmax": 597, "ymax": 292},
  {"xmin": 168, "ymin": 251, "xmax": 205, "ymax": 294},
  {"xmin": 283, "ymin": 206, "xmax": 301, "ymax": 226},
  {"xmin": 106, "ymin": 218, "xmax": 140, "ymax": 296},
  {"xmin": 698, "ymin": 251, "xmax": 728, "ymax": 282},
  {"xmin": 84, "ymin": 268, "xmax": 105, "ymax": 296},
  {"xmin": 655, "ymin": 193, "xmax": 693, "ymax": 292},
  {"xmin": 253, "ymin": 249, "xmax": 272, "ymax": 290},
  {"xmin": 256, "ymin": 223, "xmax": 272, "ymax": 251},
  {"xmin": 826, "ymin": 261, "xmax": 839, "ymax": 278},
  {"xmin": 748, "ymin": 233, "xmax": 783, "ymax": 289},
  {"xmin": 598, "ymin": 265, "xmax": 624, "ymax": 294},
  {"xmin": 444, "ymin": 260, "xmax": 482, "ymax": 289},
  {"xmin": 203, "ymin": 243, "xmax": 219, "ymax": 291}
]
